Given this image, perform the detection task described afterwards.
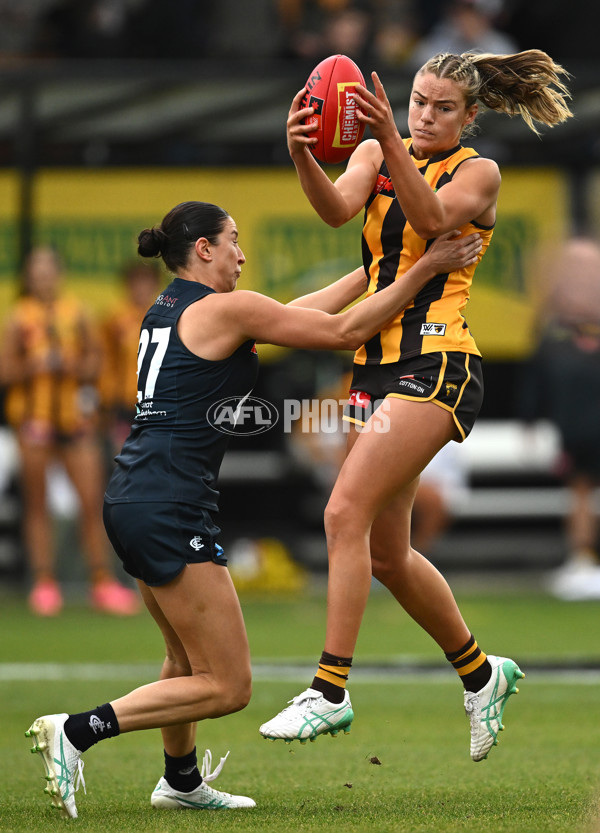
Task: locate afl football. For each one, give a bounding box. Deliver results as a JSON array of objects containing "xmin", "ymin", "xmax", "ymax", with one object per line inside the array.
[{"xmin": 302, "ymin": 54, "xmax": 366, "ymax": 165}]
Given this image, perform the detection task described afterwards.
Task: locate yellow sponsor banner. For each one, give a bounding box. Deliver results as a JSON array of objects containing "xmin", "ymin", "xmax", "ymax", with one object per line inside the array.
[
  {"xmin": 464, "ymin": 168, "xmax": 569, "ymax": 358},
  {"xmin": 0, "ymin": 170, "xmax": 22, "ymax": 304},
  {"xmin": 0, "ymin": 166, "xmax": 568, "ymax": 359},
  {"xmin": 13, "ymin": 167, "xmax": 361, "ymax": 301}
]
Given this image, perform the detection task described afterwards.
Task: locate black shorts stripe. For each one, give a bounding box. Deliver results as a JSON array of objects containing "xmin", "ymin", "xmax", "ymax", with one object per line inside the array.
[{"xmin": 343, "ymin": 351, "xmax": 483, "ymax": 442}]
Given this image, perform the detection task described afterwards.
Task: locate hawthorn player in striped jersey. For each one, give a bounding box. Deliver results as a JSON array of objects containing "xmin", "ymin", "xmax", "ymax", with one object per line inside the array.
[{"xmin": 261, "ymin": 49, "xmax": 572, "ymax": 758}]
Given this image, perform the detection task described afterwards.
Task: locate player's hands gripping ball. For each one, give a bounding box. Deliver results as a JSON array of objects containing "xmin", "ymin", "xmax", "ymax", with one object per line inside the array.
[{"xmin": 298, "ymin": 54, "xmax": 366, "ymax": 164}]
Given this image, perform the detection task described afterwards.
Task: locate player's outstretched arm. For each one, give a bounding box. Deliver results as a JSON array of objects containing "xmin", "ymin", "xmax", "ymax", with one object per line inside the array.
[
  {"xmin": 218, "ymin": 231, "xmax": 481, "ymax": 352},
  {"xmin": 286, "ymin": 266, "xmax": 367, "ymax": 313}
]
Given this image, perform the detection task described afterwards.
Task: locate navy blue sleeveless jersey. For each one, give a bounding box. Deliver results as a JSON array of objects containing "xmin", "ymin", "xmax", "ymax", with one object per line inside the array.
[{"xmin": 104, "ymin": 277, "xmax": 259, "ymax": 511}]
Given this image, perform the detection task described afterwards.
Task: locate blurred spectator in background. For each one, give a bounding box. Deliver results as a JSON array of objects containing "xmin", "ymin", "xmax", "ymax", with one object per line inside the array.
[
  {"xmin": 276, "ymin": 0, "xmax": 375, "ymax": 64},
  {"xmin": 518, "ymin": 235, "xmax": 600, "ymax": 601},
  {"xmin": 409, "ymin": 0, "xmax": 518, "ymax": 70},
  {"xmin": 32, "ymin": 0, "xmax": 134, "ymax": 59},
  {"xmin": 122, "ymin": 0, "xmax": 211, "ymax": 60},
  {"xmin": 0, "ymin": 247, "xmax": 140, "ymax": 616},
  {"xmin": 0, "ymin": 0, "xmax": 57, "ymax": 64},
  {"xmin": 99, "ymin": 259, "xmax": 161, "ymax": 456},
  {"xmin": 372, "ymin": 0, "xmax": 420, "ymax": 69},
  {"xmin": 31, "ymin": 0, "xmax": 272, "ymax": 61},
  {"xmin": 208, "ymin": 0, "xmax": 281, "ymax": 59},
  {"xmin": 411, "ymin": 441, "xmax": 470, "ymax": 556},
  {"xmin": 495, "ymin": 0, "xmax": 594, "ymax": 65},
  {"xmin": 287, "ymin": 360, "xmax": 352, "ymax": 495}
]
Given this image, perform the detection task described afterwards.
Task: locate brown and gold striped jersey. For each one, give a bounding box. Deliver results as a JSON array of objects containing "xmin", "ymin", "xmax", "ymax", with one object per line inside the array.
[
  {"xmin": 5, "ymin": 295, "xmax": 91, "ymax": 433},
  {"xmin": 354, "ymin": 140, "xmax": 494, "ymax": 366}
]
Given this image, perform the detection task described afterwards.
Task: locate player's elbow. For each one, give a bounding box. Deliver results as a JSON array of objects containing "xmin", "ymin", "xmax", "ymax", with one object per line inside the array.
[
  {"xmin": 320, "ymin": 209, "xmax": 352, "ymax": 229},
  {"xmin": 315, "ymin": 196, "xmax": 358, "ymax": 228},
  {"xmin": 335, "ymin": 323, "xmax": 364, "ymax": 351},
  {"xmin": 412, "ymin": 219, "xmax": 444, "ymax": 239}
]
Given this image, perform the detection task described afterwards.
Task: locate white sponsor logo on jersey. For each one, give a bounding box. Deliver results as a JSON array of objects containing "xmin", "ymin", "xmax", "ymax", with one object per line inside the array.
[{"xmin": 420, "ymin": 322, "xmax": 446, "ymax": 336}]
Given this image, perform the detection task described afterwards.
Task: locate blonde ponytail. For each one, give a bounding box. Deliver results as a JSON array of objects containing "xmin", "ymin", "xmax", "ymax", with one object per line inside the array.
[{"xmin": 420, "ymin": 49, "xmax": 573, "ymax": 135}]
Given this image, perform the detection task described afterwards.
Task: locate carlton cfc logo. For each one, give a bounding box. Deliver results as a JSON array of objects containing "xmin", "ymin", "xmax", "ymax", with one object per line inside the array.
[{"xmin": 89, "ymin": 715, "xmax": 106, "ymax": 734}]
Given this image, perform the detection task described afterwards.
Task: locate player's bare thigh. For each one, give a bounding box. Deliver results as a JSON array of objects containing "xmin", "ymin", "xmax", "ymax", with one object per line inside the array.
[
  {"xmin": 137, "ymin": 580, "xmax": 191, "ymax": 675},
  {"xmin": 328, "ymin": 397, "xmax": 456, "ymax": 531},
  {"xmin": 110, "ymin": 563, "xmax": 251, "ymax": 732},
  {"xmin": 144, "ymin": 562, "xmax": 251, "ymax": 684}
]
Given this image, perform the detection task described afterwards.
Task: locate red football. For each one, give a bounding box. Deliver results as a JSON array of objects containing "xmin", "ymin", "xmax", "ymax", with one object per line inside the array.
[{"xmin": 302, "ymin": 54, "xmax": 366, "ymax": 165}]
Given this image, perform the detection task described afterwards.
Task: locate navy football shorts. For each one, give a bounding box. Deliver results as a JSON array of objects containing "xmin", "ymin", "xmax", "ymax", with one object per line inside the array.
[{"xmin": 103, "ymin": 500, "xmax": 227, "ymax": 587}]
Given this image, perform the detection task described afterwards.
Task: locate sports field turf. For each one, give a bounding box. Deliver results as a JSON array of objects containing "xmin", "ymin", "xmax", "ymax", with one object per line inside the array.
[{"xmin": 2, "ymin": 583, "xmax": 599, "ymax": 832}]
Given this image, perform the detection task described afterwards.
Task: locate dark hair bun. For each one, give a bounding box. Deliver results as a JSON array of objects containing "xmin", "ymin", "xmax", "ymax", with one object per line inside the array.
[{"xmin": 138, "ymin": 227, "xmax": 168, "ymax": 258}]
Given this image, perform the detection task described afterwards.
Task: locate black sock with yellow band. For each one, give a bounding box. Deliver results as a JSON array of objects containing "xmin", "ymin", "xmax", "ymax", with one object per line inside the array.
[
  {"xmin": 310, "ymin": 651, "xmax": 352, "ymax": 704},
  {"xmin": 445, "ymin": 634, "xmax": 492, "ymax": 692}
]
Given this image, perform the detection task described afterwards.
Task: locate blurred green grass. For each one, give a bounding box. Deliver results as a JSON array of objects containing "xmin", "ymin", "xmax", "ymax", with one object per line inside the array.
[
  {"xmin": 2, "ymin": 584, "xmax": 600, "ymax": 664},
  {"xmin": 2, "ymin": 584, "xmax": 600, "ymax": 832}
]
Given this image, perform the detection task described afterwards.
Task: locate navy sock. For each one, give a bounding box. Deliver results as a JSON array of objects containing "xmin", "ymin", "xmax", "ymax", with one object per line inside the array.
[
  {"xmin": 164, "ymin": 747, "xmax": 202, "ymax": 792},
  {"xmin": 64, "ymin": 703, "xmax": 120, "ymax": 753}
]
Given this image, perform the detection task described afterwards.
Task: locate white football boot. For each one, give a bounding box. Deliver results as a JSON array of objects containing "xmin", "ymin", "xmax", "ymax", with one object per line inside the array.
[
  {"xmin": 26, "ymin": 713, "xmax": 85, "ymax": 819},
  {"xmin": 260, "ymin": 687, "xmax": 354, "ymax": 743},
  {"xmin": 464, "ymin": 655, "xmax": 525, "ymax": 762},
  {"xmin": 151, "ymin": 749, "xmax": 255, "ymax": 810}
]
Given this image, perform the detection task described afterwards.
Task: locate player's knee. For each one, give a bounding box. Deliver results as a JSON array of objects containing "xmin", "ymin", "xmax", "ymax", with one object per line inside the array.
[
  {"xmin": 163, "ymin": 653, "xmax": 192, "ymax": 679},
  {"xmin": 371, "ymin": 555, "xmax": 391, "ymax": 584},
  {"xmin": 370, "ymin": 532, "xmax": 389, "ymax": 567},
  {"xmin": 216, "ymin": 673, "xmax": 252, "ymax": 715},
  {"xmin": 231, "ymin": 679, "xmax": 253, "ymax": 713},
  {"xmin": 324, "ymin": 493, "xmax": 357, "ymax": 542},
  {"xmin": 371, "ymin": 544, "xmax": 412, "ymax": 584}
]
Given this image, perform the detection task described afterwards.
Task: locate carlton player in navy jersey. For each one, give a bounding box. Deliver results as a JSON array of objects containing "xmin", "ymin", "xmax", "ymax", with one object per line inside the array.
[
  {"xmin": 107, "ymin": 279, "xmax": 258, "ymax": 516},
  {"xmin": 24, "ymin": 202, "xmax": 482, "ymax": 819},
  {"xmin": 261, "ymin": 50, "xmax": 572, "ymax": 761}
]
